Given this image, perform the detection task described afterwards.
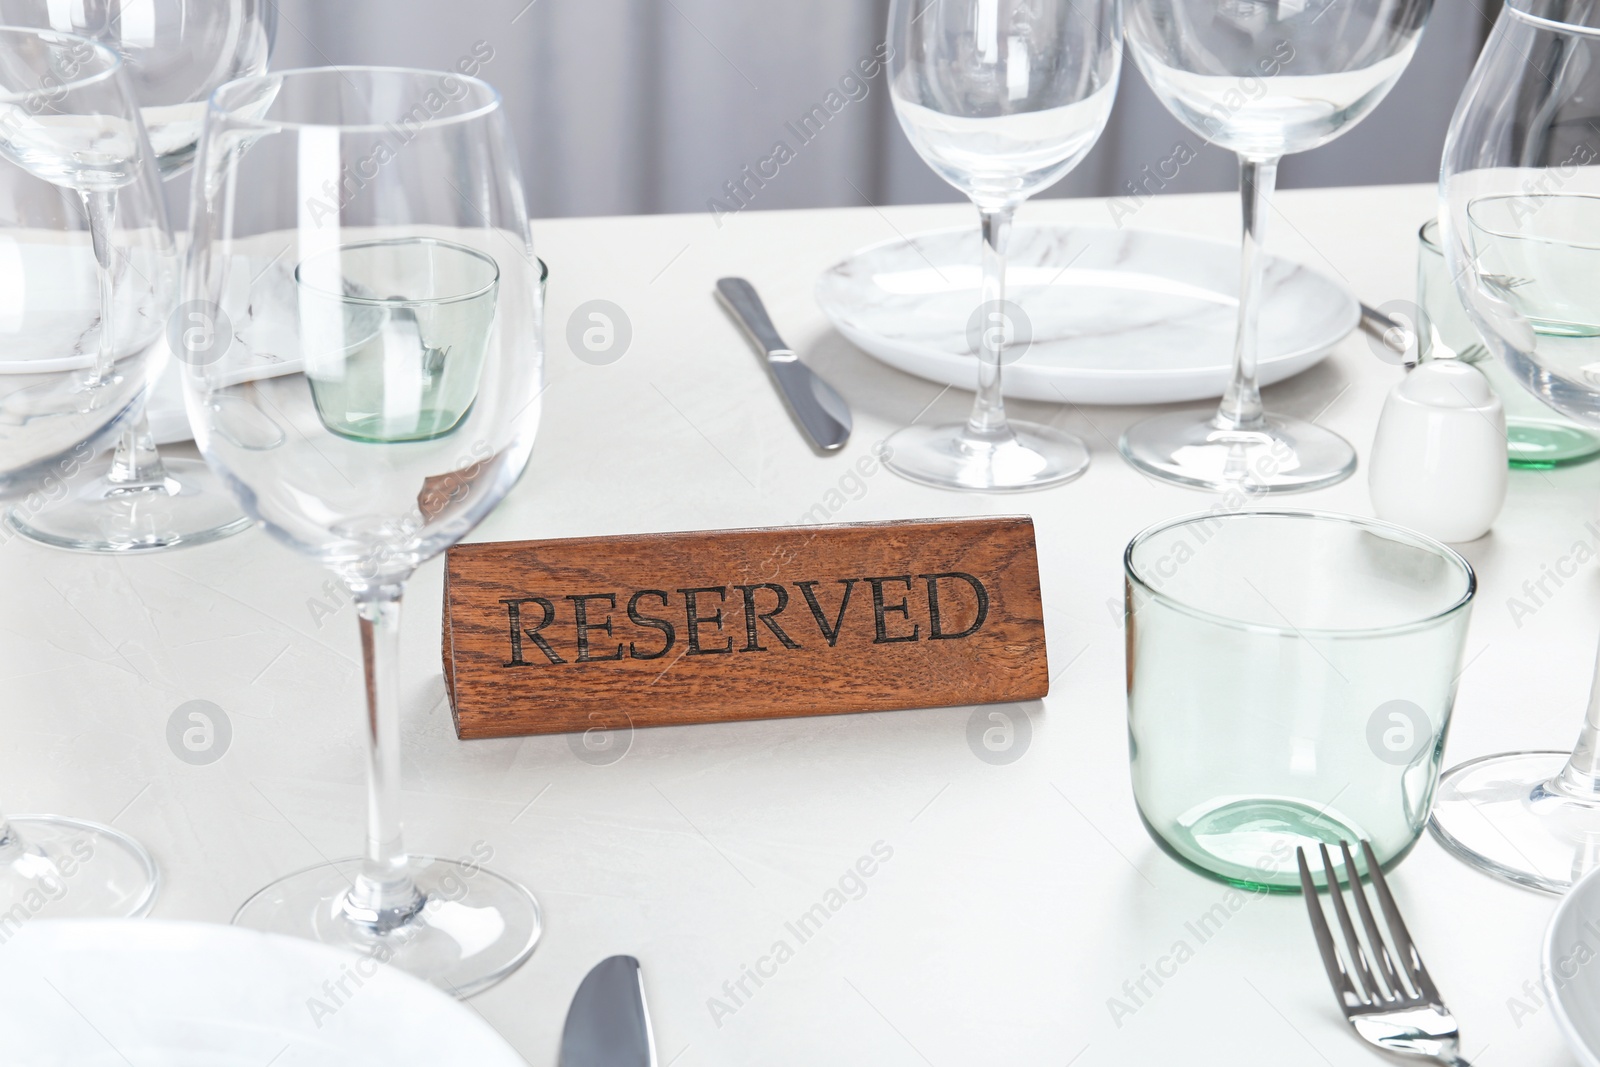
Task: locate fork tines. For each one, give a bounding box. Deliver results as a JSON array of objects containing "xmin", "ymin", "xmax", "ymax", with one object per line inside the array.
[{"xmin": 1297, "ymin": 839, "xmax": 1443, "ymax": 1012}]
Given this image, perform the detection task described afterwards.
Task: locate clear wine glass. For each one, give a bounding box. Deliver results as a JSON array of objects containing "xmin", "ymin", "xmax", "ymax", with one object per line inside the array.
[
  {"xmin": 1434, "ymin": 0, "xmax": 1600, "ymax": 894},
  {"xmin": 1119, "ymin": 0, "xmax": 1432, "ymax": 492},
  {"xmin": 881, "ymin": 0, "xmax": 1121, "ymax": 492},
  {"xmin": 187, "ymin": 66, "xmax": 544, "ymax": 994},
  {"xmin": 0, "ymin": 0, "xmax": 275, "ymax": 553},
  {"xmin": 0, "ymin": 27, "xmax": 176, "ymax": 917}
]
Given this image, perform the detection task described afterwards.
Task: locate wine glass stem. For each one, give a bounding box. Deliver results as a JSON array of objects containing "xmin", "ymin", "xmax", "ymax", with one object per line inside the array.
[
  {"xmin": 80, "ymin": 189, "xmax": 117, "ymax": 386},
  {"xmin": 345, "ymin": 588, "xmax": 425, "ymax": 931},
  {"xmin": 1216, "ymin": 156, "xmax": 1279, "ymax": 433},
  {"xmin": 1556, "ymin": 630, "xmax": 1600, "ymax": 798},
  {"xmin": 966, "ymin": 204, "xmax": 1016, "ymax": 440},
  {"xmin": 80, "ymin": 187, "xmax": 172, "ymax": 492},
  {"xmin": 106, "ymin": 414, "xmax": 171, "ymax": 491}
]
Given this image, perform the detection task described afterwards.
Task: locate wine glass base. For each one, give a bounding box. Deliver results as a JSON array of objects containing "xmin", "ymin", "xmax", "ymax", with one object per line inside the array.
[
  {"xmin": 882, "ymin": 421, "xmax": 1090, "ymax": 492},
  {"xmin": 233, "ymin": 856, "xmax": 542, "ymax": 998},
  {"xmin": 1, "ymin": 815, "xmax": 159, "ymax": 918},
  {"xmin": 1118, "ymin": 411, "xmax": 1357, "ymax": 493},
  {"xmin": 1428, "ymin": 750, "xmax": 1600, "ymax": 894},
  {"xmin": 7, "ymin": 457, "xmax": 251, "ymax": 553}
]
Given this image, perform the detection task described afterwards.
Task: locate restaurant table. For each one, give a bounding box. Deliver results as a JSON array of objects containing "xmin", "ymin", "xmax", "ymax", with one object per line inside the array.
[{"xmin": 2, "ymin": 182, "xmax": 1589, "ymax": 1065}]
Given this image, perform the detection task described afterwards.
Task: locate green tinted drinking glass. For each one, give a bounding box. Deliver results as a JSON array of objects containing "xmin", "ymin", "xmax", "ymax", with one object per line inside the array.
[
  {"xmin": 1420, "ymin": 212, "xmax": 1600, "ymax": 468},
  {"xmin": 296, "ymin": 237, "xmax": 498, "ymax": 443},
  {"xmin": 1125, "ymin": 511, "xmax": 1475, "ymax": 890}
]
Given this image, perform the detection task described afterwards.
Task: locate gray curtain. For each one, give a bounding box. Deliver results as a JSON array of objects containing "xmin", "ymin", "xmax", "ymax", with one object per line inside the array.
[{"xmin": 268, "ymin": 0, "xmax": 1496, "ymax": 219}]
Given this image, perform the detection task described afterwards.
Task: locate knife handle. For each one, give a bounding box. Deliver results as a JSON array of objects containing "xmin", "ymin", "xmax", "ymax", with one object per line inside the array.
[{"xmin": 716, "ymin": 277, "xmax": 790, "ymax": 356}]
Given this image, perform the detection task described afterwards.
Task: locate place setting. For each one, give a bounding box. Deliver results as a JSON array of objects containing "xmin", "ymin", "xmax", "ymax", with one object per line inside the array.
[{"xmin": 7, "ymin": 0, "xmax": 1600, "ymax": 1064}]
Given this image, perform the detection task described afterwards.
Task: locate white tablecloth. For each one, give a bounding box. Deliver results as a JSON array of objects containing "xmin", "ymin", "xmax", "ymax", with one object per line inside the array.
[{"xmin": 4, "ymin": 182, "xmax": 1589, "ymax": 1064}]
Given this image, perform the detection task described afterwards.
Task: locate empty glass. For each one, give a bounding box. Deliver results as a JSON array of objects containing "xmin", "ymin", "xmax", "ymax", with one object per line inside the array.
[
  {"xmin": 881, "ymin": 0, "xmax": 1122, "ymax": 492},
  {"xmin": 1126, "ymin": 511, "xmax": 1474, "ymax": 890},
  {"xmin": 1416, "ymin": 217, "xmax": 1600, "ymax": 468},
  {"xmin": 0, "ymin": 27, "xmax": 176, "ymax": 918},
  {"xmin": 1435, "ymin": 0, "xmax": 1600, "ymax": 892},
  {"xmin": 1119, "ymin": 0, "xmax": 1432, "ymax": 492},
  {"xmin": 187, "ymin": 67, "xmax": 543, "ymax": 995}
]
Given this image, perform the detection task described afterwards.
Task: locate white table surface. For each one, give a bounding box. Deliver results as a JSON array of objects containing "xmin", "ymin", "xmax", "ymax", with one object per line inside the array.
[{"xmin": 2, "ymin": 182, "xmax": 1591, "ymax": 1065}]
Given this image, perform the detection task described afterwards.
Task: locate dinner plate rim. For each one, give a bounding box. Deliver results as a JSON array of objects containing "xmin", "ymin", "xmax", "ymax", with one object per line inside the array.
[
  {"xmin": 1545, "ymin": 865, "xmax": 1600, "ymax": 1067},
  {"xmin": 0, "ymin": 918, "xmax": 526, "ymax": 1061},
  {"xmin": 813, "ymin": 221, "xmax": 1359, "ymax": 400}
]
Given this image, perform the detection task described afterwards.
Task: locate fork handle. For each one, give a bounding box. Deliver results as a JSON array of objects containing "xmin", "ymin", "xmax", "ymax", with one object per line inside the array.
[{"xmin": 1438, "ymin": 1056, "xmax": 1472, "ymax": 1066}]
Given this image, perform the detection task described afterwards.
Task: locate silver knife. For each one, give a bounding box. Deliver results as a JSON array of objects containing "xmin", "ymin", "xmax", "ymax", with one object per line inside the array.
[
  {"xmin": 1359, "ymin": 302, "xmax": 1418, "ymax": 368},
  {"xmin": 716, "ymin": 277, "xmax": 852, "ymax": 452},
  {"xmin": 559, "ymin": 955, "xmax": 656, "ymax": 1067}
]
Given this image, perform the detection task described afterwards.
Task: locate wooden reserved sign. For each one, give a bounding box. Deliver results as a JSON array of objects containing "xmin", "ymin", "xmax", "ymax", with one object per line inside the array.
[{"xmin": 442, "ymin": 517, "xmax": 1049, "ymax": 739}]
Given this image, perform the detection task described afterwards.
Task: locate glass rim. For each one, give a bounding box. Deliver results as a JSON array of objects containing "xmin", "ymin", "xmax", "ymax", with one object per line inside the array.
[
  {"xmin": 1466, "ymin": 192, "xmax": 1600, "ymax": 249},
  {"xmin": 1418, "ymin": 216, "xmax": 1441, "ymax": 252},
  {"xmin": 295, "ymin": 236, "xmax": 500, "ymax": 308},
  {"xmin": 207, "ymin": 64, "xmax": 503, "ymax": 134},
  {"xmin": 1506, "ymin": 2, "xmax": 1600, "ymax": 38},
  {"xmin": 1123, "ymin": 509, "xmax": 1477, "ymax": 638},
  {"xmin": 0, "ymin": 26, "xmax": 122, "ymax": 101}
]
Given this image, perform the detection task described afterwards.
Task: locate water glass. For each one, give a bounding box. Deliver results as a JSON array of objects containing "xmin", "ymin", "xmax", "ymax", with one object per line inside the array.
[
  {"xmin": 1125, "ymin": 511, "xmax": 1474, "ymax": 890},
  {"xmin": 1417, "ymin": 217, "xmax": 1600, "ymax": 468},
  {"xmin": 297, "ymin": 238, "xmax": 499, "ymax": 443}
]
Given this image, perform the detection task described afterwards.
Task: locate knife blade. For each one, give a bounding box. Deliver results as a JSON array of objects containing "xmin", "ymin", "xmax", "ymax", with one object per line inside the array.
[
  {"xmin": 716, "ymin": 277, "xmax": 852, "ymax": 453},
  {"xmin": 1359, "ymin": 302, "xmax": 1418, "ymax": 368},
  {"xmin": 559, "ymin": 955, "xmax": 656, "ymax": 1067}
]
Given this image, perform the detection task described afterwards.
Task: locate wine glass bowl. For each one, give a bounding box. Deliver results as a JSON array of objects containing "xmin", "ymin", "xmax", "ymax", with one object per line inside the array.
[
  {"xmin": 882, "ymin": 0, "xmax": 1121, "ymax": 493},
  {"xmin": 892, "ymin": 0, "xmax": 1118, "ymax": 208},
  {"xmin": 0, "ymin": 31, "xmax": 141, "ymax": 190},
  {"xmin": 192, "ymin": 68, "xmax": 542, "ymax": 588},
  {"xmin": 0, "ymin": 0, "xmax": 278, "ymax": 177},
  {"xmin": 187, "ymin": 65, "xmax": 543, "ymax": 994},
  {"xmin": 1432, "ymin": 0, "xmax": 1600, "ymax": 893},
  {"xmin": 124, "ymin": 3, "xmax": 276, "ymax": 179},
  {"xmin": 1118, "ymin": 0, "xmax": 1431, "ymax": 494},
  {"xmin": 1127, "ymin": 3, "xmax": 1427, "ymax": 160}
]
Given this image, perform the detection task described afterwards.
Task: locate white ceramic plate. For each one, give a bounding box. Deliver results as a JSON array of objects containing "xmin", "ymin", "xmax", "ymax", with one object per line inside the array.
[
  {"xmin": 0, "ymin": 920, "xmax": 527, "ymax": 1066},
  {"xmin": 1546, "ymin": 865, "xmax": 1600, "ymax": 1065},
  {"xmin": 814, "ymin": 224, "xmax": 1359, "ymax": 406}
]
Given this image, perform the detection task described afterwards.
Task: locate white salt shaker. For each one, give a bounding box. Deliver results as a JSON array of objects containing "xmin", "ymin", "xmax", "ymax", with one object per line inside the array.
[{"xmin": 1369, "ymin": 360, "xmax": 1507, "ymax": 543}]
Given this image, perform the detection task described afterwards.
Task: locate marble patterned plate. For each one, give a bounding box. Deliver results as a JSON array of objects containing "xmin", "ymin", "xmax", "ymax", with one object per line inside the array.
[
  {"xmin": 815, "ymin": 224, "xmax": 1359, "ymax": 406},
  {"xmin": 0, "ymin": 245, "xmax": 318, "ymax": 446},
  {"xmin": 147, "ymin": 357, "xmax": 196, "ymax": 445}
]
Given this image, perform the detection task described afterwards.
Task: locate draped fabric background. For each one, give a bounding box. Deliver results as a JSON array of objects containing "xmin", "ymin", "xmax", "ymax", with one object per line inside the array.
[{"xmin": 268, "ymin": 0, "xmax": 1495, "ymax": 220}]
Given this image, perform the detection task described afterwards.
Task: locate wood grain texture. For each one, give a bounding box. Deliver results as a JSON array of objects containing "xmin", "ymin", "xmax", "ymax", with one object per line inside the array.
[{"xmin": 443, "ymin": 516, "xmax": 1048, "ymax": 739}]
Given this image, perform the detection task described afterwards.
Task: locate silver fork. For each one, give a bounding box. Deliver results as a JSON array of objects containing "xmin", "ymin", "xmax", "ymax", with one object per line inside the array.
[{"xmin": 1298, "ymin": 840, "xmax": 1472, "ymax": 1066}]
